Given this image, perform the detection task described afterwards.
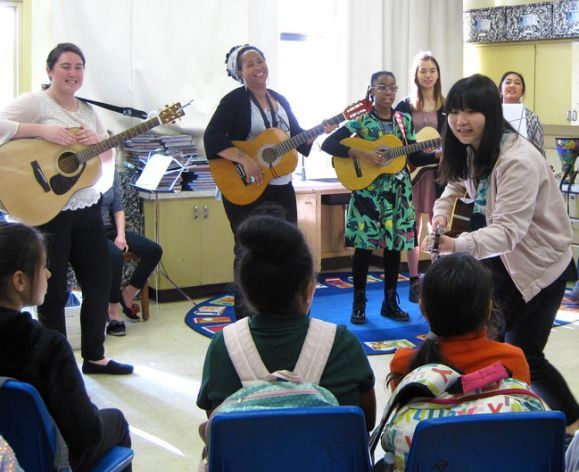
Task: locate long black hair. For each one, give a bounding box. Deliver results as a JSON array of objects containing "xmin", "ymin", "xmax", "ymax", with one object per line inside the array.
[
  {"xmin": 387, "ymin": 253, "xmax": 494, "ymax": 387},
  {"xmin": 236, "ymin": 214, "xmax": 314, "ymax": 316},
  {"xmin": 438, "ymin": 74, "xmax": 515, "ymax": 183}
]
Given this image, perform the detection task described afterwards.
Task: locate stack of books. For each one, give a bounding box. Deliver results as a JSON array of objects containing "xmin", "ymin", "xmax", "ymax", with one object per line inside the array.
[{"xmin": 122, "ymin": 133, "xmax": 216, "ymax": 192}]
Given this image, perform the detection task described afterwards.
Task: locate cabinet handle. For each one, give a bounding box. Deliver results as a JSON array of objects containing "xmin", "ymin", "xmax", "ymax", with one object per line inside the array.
[
  {"xmin": 193, "ymin": 206, "xmax": 199, "ymax": 219},
  {"xmin": 573, "ymin": 111, "xmax": 577, "ymax": 122},
  {"xmin": 203, "ymin": 205, "xmax": 208, "ymax": 219},
  {"xmin": 568, "ymin": 110, "xmax": 572, "ymax": 122}
]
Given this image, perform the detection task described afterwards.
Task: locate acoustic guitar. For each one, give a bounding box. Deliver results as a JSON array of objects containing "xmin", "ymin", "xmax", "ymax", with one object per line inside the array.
[
  {"xmin": 209, "ymin": 99, "xmax": 372, "ymax": 206},
  {"xmin": 0, "ymin": 102, "xmax": 186, "ymax": 226},
  {"xmin": 332, "ymin": 126, "xmax": 440, "ymax": 190}
]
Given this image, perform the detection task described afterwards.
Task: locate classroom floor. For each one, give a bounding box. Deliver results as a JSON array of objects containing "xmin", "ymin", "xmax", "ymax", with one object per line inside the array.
[{"xmin": 74, "ymin": 297, "xmax": 579, "ymax": 471}]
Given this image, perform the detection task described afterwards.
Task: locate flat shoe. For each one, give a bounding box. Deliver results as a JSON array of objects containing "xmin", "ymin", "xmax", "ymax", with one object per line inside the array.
[
  {"xmin": 120, "ymin": 297, "xmax": 140, "ymax": 321},
  {"xmin": 82, "ymin": 359, "xmax": 134, "ymax": 375}
]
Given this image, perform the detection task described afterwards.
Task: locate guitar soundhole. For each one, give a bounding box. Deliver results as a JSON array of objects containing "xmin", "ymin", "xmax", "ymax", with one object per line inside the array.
[
  {"xmin": 261, "ymin": 147, "xmax": 279, "ymax": 165},
  {"xmin": 58, "ymin": 152, "xmax": 81, "ymax": 174}
]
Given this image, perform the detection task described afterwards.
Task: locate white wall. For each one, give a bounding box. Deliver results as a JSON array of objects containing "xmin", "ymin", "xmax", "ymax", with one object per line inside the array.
[{"xmin": 30, "ymin": 0, "xmax": 464, "ymax": 152}]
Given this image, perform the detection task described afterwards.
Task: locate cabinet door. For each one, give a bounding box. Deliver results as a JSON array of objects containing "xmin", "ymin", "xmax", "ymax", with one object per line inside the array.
[
  {"xmin": 198, "ymin": 199, "xmax": 234, "ymax": 285},
  {"xmin": 464, "ymin": 43, "xmax": 536, "ymax": 110},
  {"xmin": 535, "ymin": 42, "xmax": 573, "ymax": 126},
  {"xmin": 296, "ymin": 192, "xmax": 321, "ymax": 272}
]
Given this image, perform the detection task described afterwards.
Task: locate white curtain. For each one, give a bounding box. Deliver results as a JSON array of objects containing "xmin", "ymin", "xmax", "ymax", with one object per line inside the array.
[
  {"xmin": 49, "ymin": 0, "xmax": 463, "ymax": 148},
  {"xmin": 346, "ymin": 0, "xmax": 464, "ymax": 99}
]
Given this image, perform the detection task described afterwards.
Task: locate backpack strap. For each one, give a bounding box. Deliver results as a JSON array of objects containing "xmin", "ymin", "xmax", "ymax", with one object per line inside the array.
[
  {"xmin": 223, "ymin": 317, "xmax": 337, "ymax": 386},
  {"xmin": 223, "ymin": 318, "xmax": 270, "ymax": 384},
  {"xmin": 292, "ymin": 319, "xmax": 336, "ymax": 384}
]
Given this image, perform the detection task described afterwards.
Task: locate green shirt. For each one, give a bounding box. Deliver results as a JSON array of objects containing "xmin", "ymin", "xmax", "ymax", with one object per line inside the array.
[{"xmin": 196, "ymin": 315, "xmax": 375, "ymax": 411}]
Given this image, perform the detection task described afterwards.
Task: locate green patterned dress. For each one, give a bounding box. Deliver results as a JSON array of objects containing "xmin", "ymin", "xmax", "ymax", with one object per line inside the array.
[{"xmin": 343, "ymin": 111, "xmax": 416, "ymax": 251}]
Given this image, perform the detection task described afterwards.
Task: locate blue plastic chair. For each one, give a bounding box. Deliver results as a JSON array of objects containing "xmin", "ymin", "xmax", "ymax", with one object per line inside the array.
[
  {"xmin": 208, "ymin": 406, "xmax": 372, "ymax": 472},
  {"xmin": 404, "ymin": 411, "xmax": 566, "ymax": 472},
  {"xmin": 0, "ymin": 378, "xmax": 133, "ymax": 472}
]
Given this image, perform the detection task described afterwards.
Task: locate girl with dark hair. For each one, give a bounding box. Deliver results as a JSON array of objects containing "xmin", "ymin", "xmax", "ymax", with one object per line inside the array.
[
  {"xmin": 203, "ymin": 44, "xmax": 323, "ymax": 319},
  {"xmin": 197, "ymin": 214, "xmax": 376, "ymax": 430},
  {"xmin": 0, "ymin": 42, "xmax": 132, "ymax": 375},
  {"xmin": 429, "ymin": 73, "xmax": 579, "ymax": 435},
  {"xmin": 0, "ymin": 222, "xmax": 131, "ymax": 470},
  {"xmin": 395, "ymin": 52, "xmax": 445, "ymax": 303},
  {"xmin": 322, "ymin": 71, "xmax": 429, "ymax": 324},
  {"xmin": 498, "ymin": 70, "xmax": 545, "ymax": 156},
  {"xmin": 387, "ymin": 252, "xmax": 529, "ymax": 389}
]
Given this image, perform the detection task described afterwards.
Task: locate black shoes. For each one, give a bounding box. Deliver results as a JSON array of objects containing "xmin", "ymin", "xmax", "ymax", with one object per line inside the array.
[
  {"xmin": 381, "ymin": 288, "xmax": 410, "ymax": 322},
  {"xmin": 351, "ymin": 289, "xmax": 366, "ymax": 324},
  {"xmin": 120, "ymin": 297, "xmax": 140, "ymax": 321},
  {"xmin": 106, "ymin": 320, "xmax": 126, "ymax": 336},
  {"xmin": 409, "ymin": 278, "xmax": 420, "ymax": 304},
  {"xmin": 82, "ymin": 359, "xmax": 134, "ymax": 375}
]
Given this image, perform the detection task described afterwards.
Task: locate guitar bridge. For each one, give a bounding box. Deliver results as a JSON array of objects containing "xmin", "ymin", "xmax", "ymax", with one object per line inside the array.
[{"xmin": 31, "ymin": 161, "xmax": 51, "ymax": 193}]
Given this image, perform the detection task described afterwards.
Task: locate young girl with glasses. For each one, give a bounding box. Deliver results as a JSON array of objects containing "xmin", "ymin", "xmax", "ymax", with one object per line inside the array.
[{"xmin": 322, "ymin": 71, "xmax": 429, "ymax": 324}]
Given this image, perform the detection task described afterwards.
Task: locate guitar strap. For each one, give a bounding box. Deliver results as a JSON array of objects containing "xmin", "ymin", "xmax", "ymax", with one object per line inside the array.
[
  {"xmin": 393, "ymin": 111, "xmax": 408, "ymax": 145},
  {"xmin": 247, "ymin": 89, "xmax": 278, "ymax": 128},
  {"xmin": 77, "ymin": 97, "xmax": 148, "ymax": 120}
]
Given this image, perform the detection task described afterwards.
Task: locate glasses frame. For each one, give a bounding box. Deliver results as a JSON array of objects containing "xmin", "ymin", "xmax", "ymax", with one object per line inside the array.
[{"xmin": 371, "ymin": 84, "xmax": 399, "ymax": 94}]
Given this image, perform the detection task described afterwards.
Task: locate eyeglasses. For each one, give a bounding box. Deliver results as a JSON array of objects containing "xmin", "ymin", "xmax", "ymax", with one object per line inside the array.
[{"xmin": 372, "ymin": 85, "xmax": 399, "ymax": 94}]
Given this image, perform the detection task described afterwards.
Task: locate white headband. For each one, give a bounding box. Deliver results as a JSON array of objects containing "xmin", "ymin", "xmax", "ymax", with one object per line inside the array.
[{"xmin": 226, "ymin": 45, "xmax": 251, "ymax": 83}]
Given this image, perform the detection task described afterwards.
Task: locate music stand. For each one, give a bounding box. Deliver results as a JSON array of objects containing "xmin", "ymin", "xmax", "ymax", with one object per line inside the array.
[{"xmin": 133, "ymin": 155, "xmax": 194, "ymax": 310}]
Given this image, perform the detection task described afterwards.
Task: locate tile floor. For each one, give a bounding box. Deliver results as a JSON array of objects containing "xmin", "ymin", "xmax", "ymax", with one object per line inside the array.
[{"xmin": 75, "ymin": 298, "xmax": 579, "ymax": 471}]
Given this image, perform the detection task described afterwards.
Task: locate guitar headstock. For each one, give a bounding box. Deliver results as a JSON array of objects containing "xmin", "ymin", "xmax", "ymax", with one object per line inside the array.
[
  {"xmin": 343, "ymin": 98, "xmax": 372, "ymax": 119},
  {"xmin": 158, "ymin": 103, "xmax": 186, "ymax": 124}
]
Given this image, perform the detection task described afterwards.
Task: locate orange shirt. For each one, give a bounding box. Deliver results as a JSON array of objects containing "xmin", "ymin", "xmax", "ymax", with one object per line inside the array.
[{"xmin": 389, "ymin": 329, "xmax": 530, "ymax": 389}]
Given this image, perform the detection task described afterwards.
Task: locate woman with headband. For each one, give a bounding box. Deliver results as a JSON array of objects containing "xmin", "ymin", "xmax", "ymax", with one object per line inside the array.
[{"xmin": 204, "ymin": 44, "xmax": 319, "ymax": 319}]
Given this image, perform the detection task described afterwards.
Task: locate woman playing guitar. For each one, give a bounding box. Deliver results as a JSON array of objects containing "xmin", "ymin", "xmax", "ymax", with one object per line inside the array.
[{"xmin": 203, "ymin": 44, "xmax": 333, "ymax": 319}]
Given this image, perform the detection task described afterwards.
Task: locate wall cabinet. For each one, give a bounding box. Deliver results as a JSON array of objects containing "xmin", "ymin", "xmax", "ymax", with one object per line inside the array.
[
  {"xmin": 464, "ymin": 41, "xmax": 579, "ymax": 126},
  {"xmin": 142, "ymin": 194, "xmax": 234, "ymax": 290}
]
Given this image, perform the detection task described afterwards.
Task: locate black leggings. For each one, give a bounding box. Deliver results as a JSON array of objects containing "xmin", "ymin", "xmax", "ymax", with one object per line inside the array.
[
  {"xmin": 352, "ymin": 248, "xmax": 401, "ymax": 294},
  {"xmin": 488, "ymin": 257, "xmax": 579, "ymax": 426}
]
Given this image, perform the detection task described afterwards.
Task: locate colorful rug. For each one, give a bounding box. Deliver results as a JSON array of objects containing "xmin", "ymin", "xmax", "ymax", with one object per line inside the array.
[
  {"xmin": 185, "ymin": 273, "xmax": 579, "ymax": 356},
  {"xmin": 184, "ymin": 272, "xmax": 428, "ymax": 356}
]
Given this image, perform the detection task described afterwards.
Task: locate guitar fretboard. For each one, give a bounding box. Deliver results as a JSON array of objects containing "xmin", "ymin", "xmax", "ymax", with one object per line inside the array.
[
  {"xmin": 273, "ymin": 112, "xmax": 346, "ymax": 156},
  {"xmin": 381, "ymin": 137, "xmax": 441, "ymax": 159},
  {"xmin": 75, "ymin": 116, "xmax": 163, "ymax": 163}
]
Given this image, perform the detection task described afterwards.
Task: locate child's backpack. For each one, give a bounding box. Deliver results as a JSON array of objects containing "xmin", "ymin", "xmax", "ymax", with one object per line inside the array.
[
  {"xmin": 215, "ymin": 316, "xmax": 339, "ymax": 412},
  {"xmin": 370, "ymin": 362, "xmax": 546, "ymax": 472},
  {"xmin": 199, "ymin": 317, "xmax": 340, "ymax": 470}
]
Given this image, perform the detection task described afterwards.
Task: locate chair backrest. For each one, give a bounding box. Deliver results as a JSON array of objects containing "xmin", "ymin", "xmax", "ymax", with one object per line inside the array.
[
  {"xmin": 404, "ymin": 411, "xmax": 566, "ymax": 472},
  {"xmin": 0, "ymin": 378, "xmax": 133, "ymax": 472},
  {"xmin": 208, "ymin": 406, "xmax": 372, "ymax": 472},
  {"xmin": 0, "ymin": 379, "xmax": 61, "ymax": 471}
]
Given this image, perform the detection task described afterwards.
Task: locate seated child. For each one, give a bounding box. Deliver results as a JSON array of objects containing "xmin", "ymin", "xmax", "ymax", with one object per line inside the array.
[
  {"xmin": 196, "ymin": 214, "xmax": 376, "ymax": 430},
  {"xmin": 388, "ymin": 252, "xmax": 530, "ymax": 389},
  {"xmin": 0, "ymin": 222, "xmax": 131, "ymax": 470}
]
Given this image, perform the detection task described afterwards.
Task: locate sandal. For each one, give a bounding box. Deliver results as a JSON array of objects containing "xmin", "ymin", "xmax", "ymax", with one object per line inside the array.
[{"xmin": 120, "ymin": 297, "xmax": 141, "ymax": 320}]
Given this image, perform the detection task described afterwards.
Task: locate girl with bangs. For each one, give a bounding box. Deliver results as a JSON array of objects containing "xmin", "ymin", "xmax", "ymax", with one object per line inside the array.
[{"xmin": 429, "ymin": 73, "xmax": 579, "ymax": 436}]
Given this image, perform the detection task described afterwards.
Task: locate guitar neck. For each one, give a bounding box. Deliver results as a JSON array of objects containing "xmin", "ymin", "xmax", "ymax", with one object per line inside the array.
[
  {"xmin": 75, "ymin": 115, "xmax": 162, "ymax": 162},
  {"xmin": 384, "ymin": 137, "xmax": 440, "ymax": 158},
  {"xmin": 274, "ymin": 111, "xmax": 346, "ymax": 155}
]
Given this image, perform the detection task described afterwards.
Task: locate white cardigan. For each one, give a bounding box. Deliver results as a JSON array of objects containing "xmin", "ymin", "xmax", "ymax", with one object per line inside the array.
[{"xmin": 434, "ymin": 133, "xmax": 572, "ymax": 302}]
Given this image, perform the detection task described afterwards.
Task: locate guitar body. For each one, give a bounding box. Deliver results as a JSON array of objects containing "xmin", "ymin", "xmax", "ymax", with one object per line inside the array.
[
  {"xmin": 0, "ymin": 138, "xmax": 102, "ymax": 226},
  {"xmin": 0, "ymin": 101, "xmax": 187, "ymax": 226},
  {"xmin": 333, "ymin": 134, "xmax": 407, "ymax": 190},
  {"xmin": 333, "ymin": 127, "xmax": 440, "ymax": 190},
  {"xmin": 447, "ymin": 198, "xmax": 474, "ymax": 237},
  {"xmin": 209, "ymin": 128, "xmax": 298, "ymax": 205}
]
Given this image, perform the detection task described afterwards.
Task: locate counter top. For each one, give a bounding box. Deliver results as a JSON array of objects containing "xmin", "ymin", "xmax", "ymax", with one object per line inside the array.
[{"xmin": 139, "ymin": 179, "xmax": 350, "ymax": 200}]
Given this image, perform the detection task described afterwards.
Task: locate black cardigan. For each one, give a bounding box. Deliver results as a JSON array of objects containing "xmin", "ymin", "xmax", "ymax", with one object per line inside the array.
[
  {"xmin": 203, "ymin": 86, "xmax": 312, "ymax": 159},
  {"xmin": 0, "ymin": 307, "xmax": 103, "ymax": 455}
]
